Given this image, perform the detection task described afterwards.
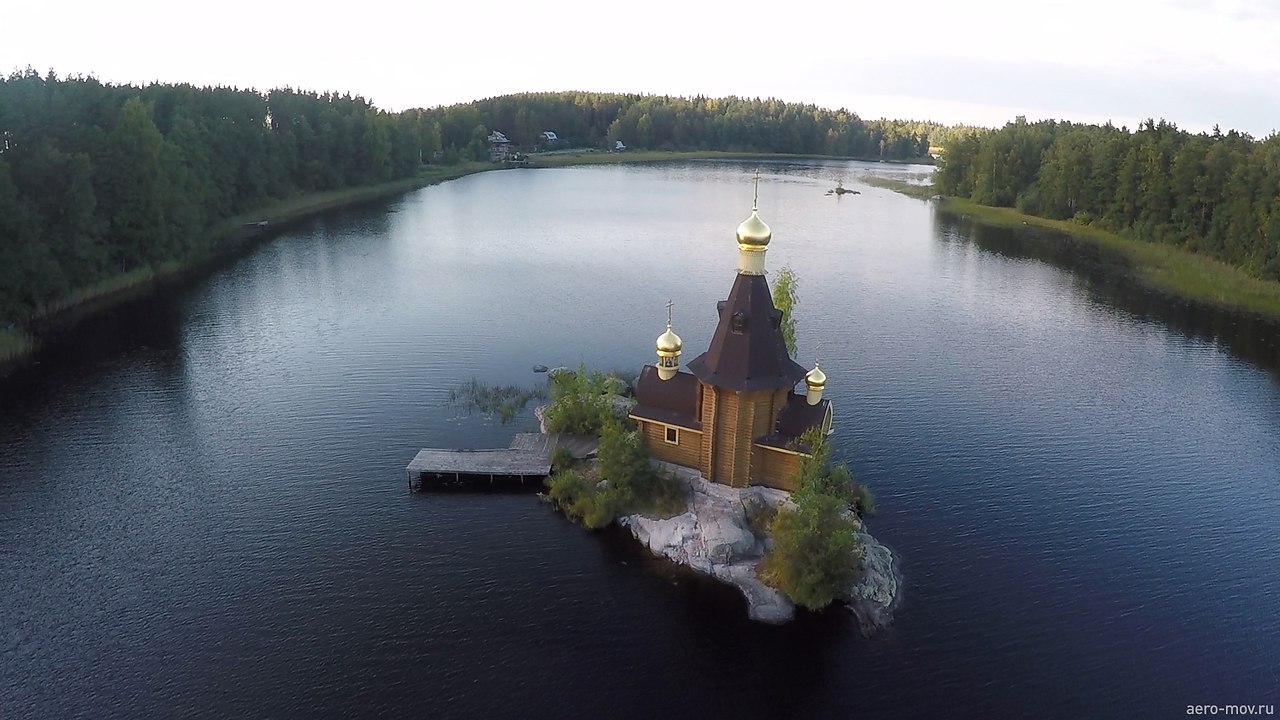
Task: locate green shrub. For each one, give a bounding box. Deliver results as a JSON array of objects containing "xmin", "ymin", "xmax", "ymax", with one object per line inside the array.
[
  {"xmin": 759, "ymin": 428, "xmax": 872, "ymax": 609},
  {"xmin": 849, "ymin": 480, "xmax": 875, "ymax": 517},
  {"xmin": 744, "ymin": 503, "xmax": 777, "ymax": 539},
  {"xmin": 793, "ymin": 428, "xmax": 874, "ymax": 517},
  {"xmin": 545, "ymin": 469, "xmax": 617, "ymax": 530},
  {"xmin": 545, "ymin": 468, "xmax": 589, "ymax": 506},
  {"xmin": 575, "ymin": 490, "xmax": 618, "ymax": 530},
  {"xmin": 597, "ymin": 417, "xmax": 687, "ymax": 518},
  {"xmin": 550, "ymin": 445, "xmax": 576, "ymax": 473},
  {"xmin": 542, "ymin": 364, "xmax": 623, "ymax": 435},
  {"xmin": 759, "ymin": 492, "xmax": 861, "ymax": 609},
  {"xmin": 605, "ymin": 367, "xmax": 639, "ymax": 396},
  {"xmin": 771, "ymin": 265, "xmax": 799, "ymax": 357},
  {"xmin": 545, "ymin": 415, "xmax": 689, "ymax": 527},
  {"xmin": 596, "ymin": 419, "xmax": 650, "ymax": 501},
  {"xmin": 630, "ymin": 469, "xmax": 687, "ymax": 519}
]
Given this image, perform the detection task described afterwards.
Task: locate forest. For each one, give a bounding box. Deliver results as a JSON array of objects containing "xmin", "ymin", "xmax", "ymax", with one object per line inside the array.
[
  {"xmin": 0, "ymin": 71, "xmax": 970, "ymax": 333},
  {"xmin": 6, "ymin": 69, "xmax": 1279, "ymax": 336},
  {"xmin": 435, "ymin": 91, "xmax": 975, "ymax": 159},
  {"xmin": 0, "ymin": 71, "xmax": 428, "ymax": 326},
  {"xmin": 936, "ymin": 118, "xmax": 1280, "ymax": 280}
]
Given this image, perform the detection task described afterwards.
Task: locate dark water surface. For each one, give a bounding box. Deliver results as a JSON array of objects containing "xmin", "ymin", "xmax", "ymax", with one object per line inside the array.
[{"xmin": 2, "ymin": 161, "xmax": 1278, "ymax": 719}]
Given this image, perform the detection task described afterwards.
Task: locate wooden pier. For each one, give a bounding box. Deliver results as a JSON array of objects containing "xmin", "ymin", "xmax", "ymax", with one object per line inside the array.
[{"xmin": 405, "ymin": 433, "xmax": 597, "ymax": 491}]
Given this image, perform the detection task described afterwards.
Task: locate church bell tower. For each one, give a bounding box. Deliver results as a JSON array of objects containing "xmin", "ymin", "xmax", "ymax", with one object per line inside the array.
[
  {"xmin": 684, "ymin": 172, "xmax": 809, "ymax": 487},
  {"xmin": 629, "ymin": 171, "xmax": 834, "ymax": 490}
]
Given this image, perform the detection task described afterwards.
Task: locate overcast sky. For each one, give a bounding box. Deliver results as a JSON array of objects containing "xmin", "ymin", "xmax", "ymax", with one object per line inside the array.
[{"xmin": 4, "ymin": 0, "xmax": 1277, "ymax": 136}]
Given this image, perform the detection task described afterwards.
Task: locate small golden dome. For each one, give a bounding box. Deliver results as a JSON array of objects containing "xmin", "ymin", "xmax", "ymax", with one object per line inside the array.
[
  {"xmin": 805, "ymin": 364, "xmax": 827, "ymax": 390},
  {"xmin": 736, "ymin": 209, "xmax": 772, "ymax": 248},
  {"xmin": 656, "ymin": 325, "xmax": 682, "ymax": 354}
]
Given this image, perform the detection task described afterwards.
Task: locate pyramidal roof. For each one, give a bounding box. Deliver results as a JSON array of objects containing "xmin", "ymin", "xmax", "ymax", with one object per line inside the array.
[{"xmin": 686, "ymin": 273, "xmax": 807, "ymax": 392}]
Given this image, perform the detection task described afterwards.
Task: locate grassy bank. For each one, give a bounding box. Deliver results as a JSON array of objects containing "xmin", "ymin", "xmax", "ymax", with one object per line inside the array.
[
  {"xmin": 214, "ymin": 162, "xmax": 494, "ymax": 231},
  {"xmin": 0, "ymin": 327, "xmax": 34, "ymax": 365},
  {"xmin": 940, "ymin": 197, "xmax": 1280, "ymax": 318},
  {"xmin": 34, "ymin": 264, "xmax": 178, "ymax": 319},
  {"xmin": 861, "ymin": 176, "xmax": 937, "ymax": 199}
]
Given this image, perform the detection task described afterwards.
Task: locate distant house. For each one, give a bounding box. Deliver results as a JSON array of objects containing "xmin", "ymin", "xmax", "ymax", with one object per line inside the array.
[
  {"xmin": 537, "ymin": 130, "xmax": 570, "ymax": 150},
  {"xmin": 614, "ymin": 140, "xmax": 627, "ymax": 152},
  {"xmin": 487, "ymin": 131, "xmax": 511, "ymax": 162}
]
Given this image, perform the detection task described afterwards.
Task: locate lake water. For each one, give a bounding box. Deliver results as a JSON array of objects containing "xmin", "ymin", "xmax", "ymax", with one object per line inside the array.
[{"xmin": 2, "ymin": 160, "xmax": 1278, "ymax": 719}]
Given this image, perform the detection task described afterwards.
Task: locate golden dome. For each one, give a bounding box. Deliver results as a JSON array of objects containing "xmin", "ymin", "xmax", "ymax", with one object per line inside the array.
[
  {"xmin": 805, "ymin": 364, "xmax": 827, "ymax": 390},
  {"xmin": 736, "ymin": 209, "xmax": 772, "ymax": 248},
  {"xmin": 656, "ymin": 325, "xmax": 683, "ymax": 354}
]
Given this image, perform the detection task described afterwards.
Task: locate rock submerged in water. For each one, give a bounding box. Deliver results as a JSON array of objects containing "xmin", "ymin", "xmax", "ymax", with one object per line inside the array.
[{"xmin": 617, "ymin": 461, "xmax": 900, "ymax": 629}]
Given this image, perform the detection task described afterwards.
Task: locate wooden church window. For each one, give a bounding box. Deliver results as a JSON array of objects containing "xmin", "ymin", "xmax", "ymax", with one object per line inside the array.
[{"xmin": 665, "ymin": 426, "xmax": 679, "ymax": 444}]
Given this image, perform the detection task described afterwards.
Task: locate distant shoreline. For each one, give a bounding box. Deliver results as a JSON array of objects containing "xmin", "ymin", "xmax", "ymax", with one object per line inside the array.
[
  {"xmin": 525, "ymin": 149, "xmax": 935, "ymax": 168},
  {"xmin": 0, "ymin": 151, "xmax": 932, "ymax": 372}
]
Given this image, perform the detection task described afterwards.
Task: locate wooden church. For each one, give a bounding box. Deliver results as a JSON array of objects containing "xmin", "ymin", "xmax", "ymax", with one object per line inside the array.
[{"xmin": 629, "ymin": 176, "xmax": 831, "ymax": 491}]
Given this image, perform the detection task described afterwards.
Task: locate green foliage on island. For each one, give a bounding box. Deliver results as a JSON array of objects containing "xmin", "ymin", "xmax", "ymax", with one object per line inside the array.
[
  {"xmin": 447, "ymin": 378, "xmax": 547, "ymax": 424},
  {"xmin": 760, "ymin": 428, "xmax": 872, "ymax": 610},
  {"xmin": 541, "ymin": 365, "xmax": 626, "ymax": 436},
  {"xmin": 542, "ymin": 368, "xmax": 685, "ymax": 527},
  {"xmin": 790, "ymin": 429, "xmax": 875, "ymax": 517},
  {"xmin": 544, "ymin": 417, "xmax": 687, "ymax": 529},
  {"xmin": 596, "ymin": 418, "xmax": 687, "ymax": 518},
  {"xmin": 744, "ymin": 502, "xmax": 778, "ymax": 540},
  {"xmin": 546, "ymin": 468, "xmax": 618, "ymax": 529},
  {"xmin": 771, "ymin": 265, "xmax": 800, "ymax": 357},
  {"xmin": 550, "ymin": 445, "xmax": 576, "ymax": 474},
  {"xmin": 837, "ymin": 464, "xmax": 876, "ymax": 517},
  {"xmin": 761, "ymin": 491, "xmax": 859, "ymax": 610},
  {"xmin": 937, "ymin": 117, "xmax": 1280, "ymax": 282}
]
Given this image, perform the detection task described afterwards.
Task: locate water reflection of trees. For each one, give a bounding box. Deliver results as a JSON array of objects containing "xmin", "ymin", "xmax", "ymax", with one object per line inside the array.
[{"xmin": 934, "ymin": 212, "xmax": 1280, "ymax": 377}]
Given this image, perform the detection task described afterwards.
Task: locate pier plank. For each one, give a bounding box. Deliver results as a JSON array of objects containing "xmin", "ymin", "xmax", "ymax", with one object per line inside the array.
[{"xmin": 405, "ymin": 433, "xmax": 598, "ymax": 491}]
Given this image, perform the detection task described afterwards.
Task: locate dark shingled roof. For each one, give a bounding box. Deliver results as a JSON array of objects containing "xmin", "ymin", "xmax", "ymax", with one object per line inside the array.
[
  {"xmin": 686, "ymin": 273, "xmax": 807, "ymax": 392},
  {"xmin": 631, "ymin": 365, "xmax": 702, "ymax": 430},
  {"xmin": 756, "ymin": 393, "xmax": 830, "ymax": 451}
]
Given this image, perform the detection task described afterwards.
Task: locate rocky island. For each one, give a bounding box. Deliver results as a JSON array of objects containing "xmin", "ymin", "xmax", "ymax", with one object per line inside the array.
[
  {"xmin": 537, "ymin": 173, "xmax": 901, "ymax": 628},
  {"xmin": 620, "ymin": 463, "xmax": 899, "ymax": 627}
]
